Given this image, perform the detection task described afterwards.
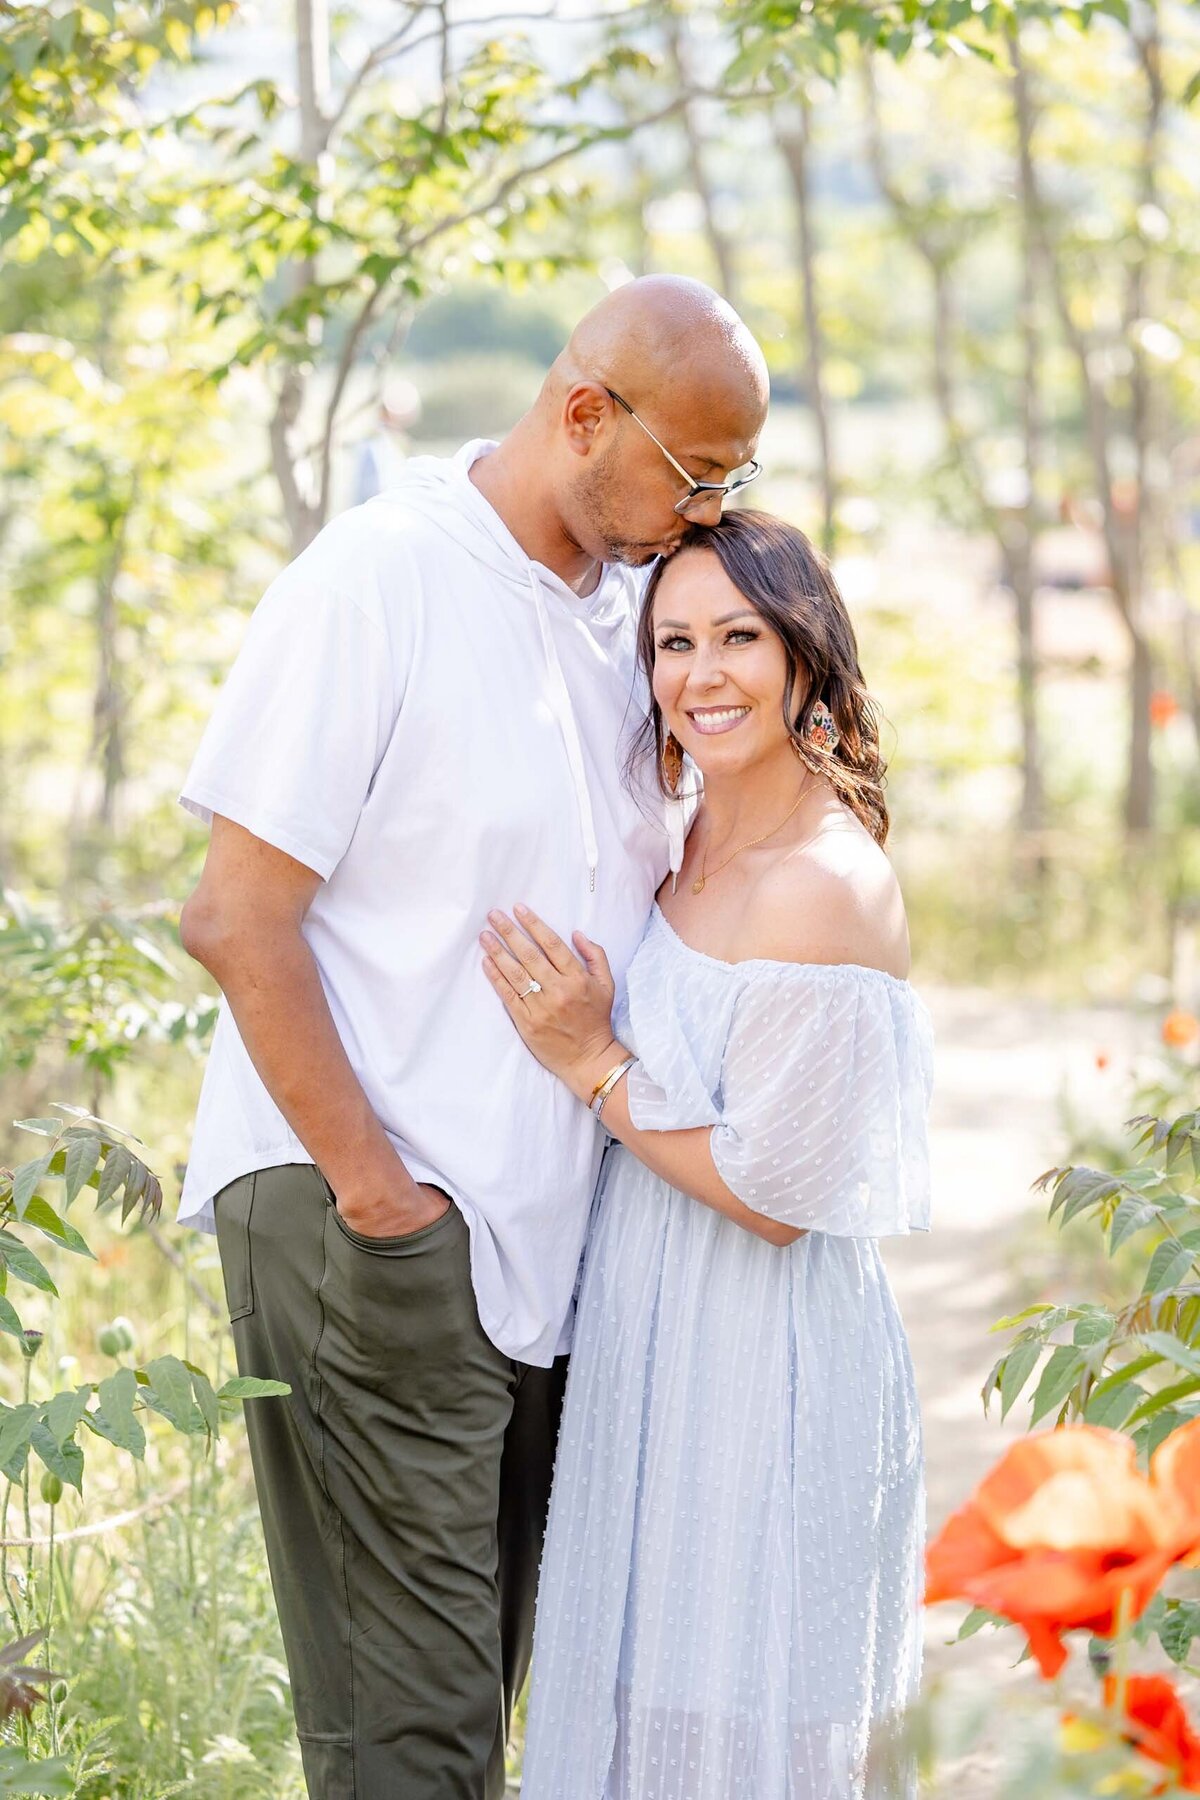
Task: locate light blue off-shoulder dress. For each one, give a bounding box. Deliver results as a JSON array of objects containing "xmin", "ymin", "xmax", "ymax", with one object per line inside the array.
[{"xmin": 521, "ymin": 904, "xmax": 934, "ymax": 1800}]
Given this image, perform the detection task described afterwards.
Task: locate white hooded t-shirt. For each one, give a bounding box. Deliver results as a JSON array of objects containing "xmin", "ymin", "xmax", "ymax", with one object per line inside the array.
[{"xmin": 178, "ymin": 440, "xmax": 682, "ymax": 1365}]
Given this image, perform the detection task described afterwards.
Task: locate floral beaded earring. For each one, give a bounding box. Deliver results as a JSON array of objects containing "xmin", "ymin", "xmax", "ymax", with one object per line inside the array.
[{"xmin": 807, "ymin": 699, "xmax": 840, "ymax": 755}]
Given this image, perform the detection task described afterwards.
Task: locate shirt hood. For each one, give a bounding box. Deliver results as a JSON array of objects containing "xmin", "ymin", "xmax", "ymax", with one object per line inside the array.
[{"xmin": 377, "ymin": 439, "xmax": 676, "ymax": 892}]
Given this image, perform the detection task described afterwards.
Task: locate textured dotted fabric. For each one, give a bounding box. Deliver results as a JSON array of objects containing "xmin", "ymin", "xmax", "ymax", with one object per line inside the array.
[{"xmin": 521, "ymin": 905, "xmax": 933, "ymax": 1800}]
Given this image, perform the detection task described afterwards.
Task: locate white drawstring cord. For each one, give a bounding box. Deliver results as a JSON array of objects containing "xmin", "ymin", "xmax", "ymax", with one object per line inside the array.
[{"xmin": 528, "ymin": 567, "xmax": 601, "ymax": 893}]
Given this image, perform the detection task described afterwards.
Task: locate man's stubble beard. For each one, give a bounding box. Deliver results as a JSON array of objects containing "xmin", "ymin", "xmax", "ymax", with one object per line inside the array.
[{"xmin": 573, "ymin": 453, "xmax": 668, "ymax": 569}]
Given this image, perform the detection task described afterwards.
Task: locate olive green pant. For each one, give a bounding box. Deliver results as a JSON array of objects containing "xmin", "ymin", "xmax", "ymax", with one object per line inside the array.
[{"xmin": 213, "ymin": 1163, "xmax": 567, "ymax": 1800}]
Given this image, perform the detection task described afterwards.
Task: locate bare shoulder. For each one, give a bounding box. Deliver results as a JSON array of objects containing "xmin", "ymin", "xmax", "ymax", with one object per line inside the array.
[{"xmin": 744, "ymin": 811, "xmax": 911, "ymax": 978}]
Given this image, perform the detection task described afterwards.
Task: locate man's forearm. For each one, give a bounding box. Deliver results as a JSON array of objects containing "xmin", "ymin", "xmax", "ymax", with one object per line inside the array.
[{"xmin": 195, "ymin": 920, "xmax": 424, "ymax": 1223}]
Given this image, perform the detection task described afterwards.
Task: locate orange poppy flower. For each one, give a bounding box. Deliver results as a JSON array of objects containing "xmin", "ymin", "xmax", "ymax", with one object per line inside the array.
[
  {"xmin": 1149, "ymin": 690, "xmax": 1180, "ymax": 729},
  {"xmin": 1103, "ymin": 1674, "xmax": 1200, "ymax": 1791},
  {"xmin": 925, "ymin": 1423, "xmax": 1200, "ymax": 1678},
  {"xmin": 1163, "ymin": 1010, "xmax": 1200, "ymax": 1051}
]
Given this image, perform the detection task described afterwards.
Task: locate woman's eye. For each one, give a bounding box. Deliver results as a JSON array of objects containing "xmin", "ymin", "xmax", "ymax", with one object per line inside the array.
[
  {"xmin": 727, "ymin": 630, "xmax": 758, "ymax": 645},
  {"xmin": 657, "ymin": 636, "xmax": 692, "ymax": 653}
]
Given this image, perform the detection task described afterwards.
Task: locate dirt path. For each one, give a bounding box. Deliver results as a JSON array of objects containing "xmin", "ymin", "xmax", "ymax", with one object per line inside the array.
[{"xmin": 884, "ymin": 984, "xmax": 1152, "ymax": 1791}]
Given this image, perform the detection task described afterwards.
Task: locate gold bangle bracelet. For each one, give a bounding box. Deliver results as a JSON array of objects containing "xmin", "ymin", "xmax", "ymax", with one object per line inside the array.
[{"xmin": 589, "ymin": 1055, "xmax": 637, "ymax": 1116}]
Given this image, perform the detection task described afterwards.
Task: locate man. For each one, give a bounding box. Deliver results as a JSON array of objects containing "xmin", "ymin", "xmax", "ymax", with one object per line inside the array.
[{"xmin": 178, "ymin": 274, "xmax": 769, "ymax": 1800}]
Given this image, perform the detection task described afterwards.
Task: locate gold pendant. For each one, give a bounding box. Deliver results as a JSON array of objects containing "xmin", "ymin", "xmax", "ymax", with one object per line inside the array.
[{"xmin": 691, "ymin": 875, "xmax": 706, "ymax": 894}]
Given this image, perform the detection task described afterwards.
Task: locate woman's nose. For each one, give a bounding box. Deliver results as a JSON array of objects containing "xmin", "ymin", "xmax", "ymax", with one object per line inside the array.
[{"xmin": 686, "ymin": 649, "xmax": 727, "ymax": 692}]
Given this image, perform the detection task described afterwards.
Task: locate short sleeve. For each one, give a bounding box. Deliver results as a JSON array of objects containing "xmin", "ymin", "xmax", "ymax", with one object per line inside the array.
[
  {"xmin": 180, "ymin": 546, "xmax": 407, "ymax": 880},
  {"xmin": 710, "ymin": 969, "xmax": 933, "ymax": 1236}
]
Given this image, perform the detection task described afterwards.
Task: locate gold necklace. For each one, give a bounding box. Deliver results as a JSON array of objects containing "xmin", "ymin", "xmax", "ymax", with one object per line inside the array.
[{"xmin": 691, "ymin": 777, "xmax": 811, "ymax": 894}]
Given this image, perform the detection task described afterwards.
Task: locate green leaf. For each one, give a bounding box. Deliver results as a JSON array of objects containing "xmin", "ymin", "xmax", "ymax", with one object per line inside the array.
[
  {"xmin": 1030, "ymin": 1345, "xmax": 1085, "ymax": 1424},
  {"xmin": 61, "ymin": 1131, "xmax": 102, "ymax": 1206},
  {"xmin": 1138, "ymin": 1333, "xmax": 1200, "ymax": 1379},
  {"xmin": 1000, "ymin": 1339, "xmax": 1042, "ymax": 1419},
  {"xmin": 19, "ymin": 1196, "xmax": 95, "ymax": 1259},
  {"xmin": 1183, "ymin": 68, "xmax": 1200, "ymax": 108},
  {"xmin": 1085, "ymin": 1379, "xmax": 1145, "ymax": 1429},
  {"xmin": 29, "ymin": 1420, "xmax": 84, "ymax": 1496},
  {"xmin": 12, "ymin": 1154, "xmax": 52, "ymax": 1219},
  {"xmin": 1142, "ymin": 1240, "xmax": 1197, "ymax": 1296},
  {"xmin": 217, "ymin": 1376, "xmax": 291, "ymax": 1401},
  {"xmin": 90, "ymin": 1368, "xmax": 145, "ymax": 1459},
  {"xmin": 142, "ymin": 1355, "xmax": 205, "ymax": 1434},
  {"xmin": 1132, "ymin": 1591, "xmax": 1168, "ymax": 1642},
  {"xmin": 1110, "ymin": 1196, "xmax": 1162, "ymax": 1253},
  {"xmin": 188, "ymin": 1367, "xmax": 220, "ymax": 1438},
  {"xmin": 0, "ymin": 1293, "xmax": 26, "ymax": 1341},
  {"xmin": 0, "ymin": 1744, "xmax": 72, "ymax": 1795},
  {"xmin": 954, "ymin": 1605, "xmax": 1006, "ymax": 1642},
  {"xmin": 13, "ymin": 1120, "xmax": 61, "ymax": 1140},
  {"xmin": 0, "ymin": 1403, "xmax": 39, "ymax": 1472},
  {"xmin": 1160, "ymin": 1600, "xmax": 1200, "ymax": 1664},
  {"xmin": 0, "ymin": 1235, "xmax": 57, "ymax": 1296},
  {"xmin": 1090, "ymin": 1351, "xmax": 1164, "ymax": 1396},
  {"xmin": 1125, "ymin": 1376, "xmax": 1200, "ymax": 1426},
  {"xmin": 95, "ymin": 1144, "xmax": 131, "ymax": 1210},
  {"xmin": 1072, "ymin": 1310, "xmax": 1115, "ymax": 1348},
  {"xmin": 1139, "ymin": 1408, "xmax": 1189, "ymax": 1458},
  {"xmin": 45, "ymin": 1387, "xmax": 91, "ymax": 1450},
  {"xmin": 990, "ymin": 1302, "xmax": 1057, "ymax": 1332},
  {"xmin": 51, "ymin": 1103, "xmax": 142, "ymax": 1146}
]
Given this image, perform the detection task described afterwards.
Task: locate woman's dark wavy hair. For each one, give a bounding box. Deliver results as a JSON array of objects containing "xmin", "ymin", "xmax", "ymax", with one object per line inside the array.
[{"xmin": 629, "ymin": 510, "xmax": 890, "ymax": 845}]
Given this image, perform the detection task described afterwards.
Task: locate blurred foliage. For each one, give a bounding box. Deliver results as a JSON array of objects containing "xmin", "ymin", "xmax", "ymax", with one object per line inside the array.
[{"xmin": 0, "ymin": 894, "xmax": 216, "ymax": 1082}]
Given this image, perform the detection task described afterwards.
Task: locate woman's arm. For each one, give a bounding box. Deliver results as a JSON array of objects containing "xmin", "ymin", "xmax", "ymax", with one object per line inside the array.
[
  {"xmin": 573, "ymin": 1050, "xmax": 802, "ymax": 1247},
  {"xmin": 480, "ymin": 907, "xmax": 801, "ymax": 1248}
]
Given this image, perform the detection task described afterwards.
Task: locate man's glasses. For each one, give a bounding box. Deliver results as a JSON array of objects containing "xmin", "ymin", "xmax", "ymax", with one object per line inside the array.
[{"xmin": 604, "ymin": 388, "xmax": 762, "ymax": 520}]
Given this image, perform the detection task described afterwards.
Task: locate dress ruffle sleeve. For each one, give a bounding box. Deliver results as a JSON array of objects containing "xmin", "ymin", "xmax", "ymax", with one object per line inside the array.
[{"xmin": 709, "ymin": 966, "xmax": 934, "ymax": 1236}]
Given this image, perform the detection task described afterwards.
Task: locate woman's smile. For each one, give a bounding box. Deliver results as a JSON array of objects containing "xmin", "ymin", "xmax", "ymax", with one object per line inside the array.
[{"xmin": 685, "ymin": 704, "xmax": 752, "ymax": 735}]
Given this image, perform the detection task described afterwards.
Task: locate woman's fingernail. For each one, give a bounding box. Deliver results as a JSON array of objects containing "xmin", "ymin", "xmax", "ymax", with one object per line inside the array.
[{"xmin": 487, "ymin": 910, "xmax": 503, "ymax": 926}]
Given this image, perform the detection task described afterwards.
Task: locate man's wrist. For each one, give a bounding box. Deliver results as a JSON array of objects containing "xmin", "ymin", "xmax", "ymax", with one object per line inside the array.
[{"xmin": 328, "ymin": 1152, "xmax": 422, "ymax": 1227}]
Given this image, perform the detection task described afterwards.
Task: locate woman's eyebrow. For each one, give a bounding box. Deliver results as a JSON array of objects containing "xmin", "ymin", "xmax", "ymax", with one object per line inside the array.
[{"xmin": 655, "ymin": 611, "xmax": 758, "ymax": 630}]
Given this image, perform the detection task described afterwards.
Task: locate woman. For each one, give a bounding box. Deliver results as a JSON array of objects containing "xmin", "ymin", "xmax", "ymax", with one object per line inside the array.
[{"xmin": 480, "ymin": 510, "xmax": 933, "ymax": 1800}]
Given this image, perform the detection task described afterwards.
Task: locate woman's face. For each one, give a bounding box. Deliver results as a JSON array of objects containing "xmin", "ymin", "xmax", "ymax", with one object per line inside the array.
[{"xmin": 650, "ymin": 547, "xmax": 798, "ymax": 780}]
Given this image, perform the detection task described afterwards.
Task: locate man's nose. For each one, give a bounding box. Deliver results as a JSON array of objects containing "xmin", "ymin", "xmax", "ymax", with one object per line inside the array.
[{"xmin": 688, "ymin": 492, "xmax": 725, "ymax": 529}]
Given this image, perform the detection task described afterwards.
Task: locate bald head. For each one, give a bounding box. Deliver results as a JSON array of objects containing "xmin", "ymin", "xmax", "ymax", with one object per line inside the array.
[
  {"xmin": 474, "ymin": 275, "xmax": 769, "ymax": 582},
  {"xmin": 545, "ymin": 275, "xmax": 769, "ymax": 445}
]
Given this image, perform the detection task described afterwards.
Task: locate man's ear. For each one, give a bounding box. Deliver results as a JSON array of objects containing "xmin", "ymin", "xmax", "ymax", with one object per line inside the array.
[{"xmin": 562, "ymin": 382, "xmax": 612, "ymax": 459}]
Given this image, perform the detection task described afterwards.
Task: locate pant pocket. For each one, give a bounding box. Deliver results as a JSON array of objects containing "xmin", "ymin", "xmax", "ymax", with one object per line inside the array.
[
  {"xmin": 316, "ymin": 1166, "xmax": 460, "ymax": 1256},
  {"xmin": 213, "ymin": 1172, "xmax": 256, "ymax": 1320}
]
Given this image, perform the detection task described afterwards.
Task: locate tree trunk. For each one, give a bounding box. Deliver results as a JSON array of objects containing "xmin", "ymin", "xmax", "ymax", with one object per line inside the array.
[
  {"xmin": 662, "ymin": 4, "xmax": 739, "ymax": 305},
  {"xmin": 271, "ymin": 0, "xmax": 330, "ymax": 558},
  {"xmin": 66, "ymin": 505, "xmax": 131, "ymax": 880},
  {"xmin": 1122, "ymin": 0, "xmax": 1163, "ymax": 834},
  {"xmin": 1009, "ymin": 26, "xmax": 1044, "ymax": 830},
  {"xmin": 867, "ymin": 56, "xmax": 1048, "ymax": 831},
  {"xmin": 776, "ymin": 98, "xmax": 837, "ymax": 556},
  {"xmin": 1015, "ymin": 33, "xmax": 1155, "ymax": 832}
]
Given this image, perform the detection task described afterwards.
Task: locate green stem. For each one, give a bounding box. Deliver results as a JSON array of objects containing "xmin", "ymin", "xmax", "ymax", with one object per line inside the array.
[
  {"xmin": 0, "ymin": 1480, "xmax": 12, "ymax": 1631},
  {"xmin": 46, "ymin": 1503, "xmax": 58, "ymax": 1756},
  {"xmin": 21, "ymin": 1357, "xmax": 33, "ymax": 1594}
]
